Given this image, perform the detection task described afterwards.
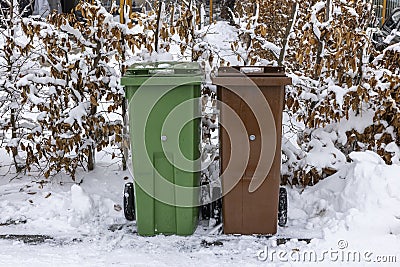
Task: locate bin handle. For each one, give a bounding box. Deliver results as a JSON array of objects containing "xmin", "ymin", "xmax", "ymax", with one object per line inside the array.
[
  {"xmin": 125, "ymin": 62, "xmax": 201, "ymax": 76},
  {"xmin": 234, "ymin": 66, "xmax": 285, "ymax": 73},
  {"xmin": 126, "ymin": 68, "xmax": 200, "ymax": 76},
  {"xmin": 218, "ymin": 66, "xmax": 285, "ymax": 75}
]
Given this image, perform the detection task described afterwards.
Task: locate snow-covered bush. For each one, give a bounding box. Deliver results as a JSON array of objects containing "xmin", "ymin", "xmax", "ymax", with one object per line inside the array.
[
  {"xmin": 0, "ymin": 0, "xmax": 219, "ymax": 180},
  {"xmin": 0, "ymin": 0, "xmax": 43, "ymax": 173},
  {"xmin": 228, "ymin": 0, "xmax": 400, "ymax": 186},
  {"xmin": 283, "ymin": 0, "xmax": 376, "ymax": 185},
  {"xmin": 1, "ymin": 0, "xmax": 396, "ymax": 187},
  {"xmin": 19, "ymin": 2, "xmax": 145, "ymax": 179},
  {"xmin": 284, "ymin": 1, "xmax": 400, "ymax": 186},
  {"xmin": 230, "ymin": 0, "xmax": 294, "ymax": 65}
]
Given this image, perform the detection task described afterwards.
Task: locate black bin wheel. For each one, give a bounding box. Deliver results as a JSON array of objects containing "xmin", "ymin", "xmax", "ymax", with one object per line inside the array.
[
  {"xmin": 200, "ymin": 182, "xmax": 222, "ymax": 226},
  {"xmin": 124, "ymin": 182, "xmax": 135, "ymax": 221},
  {"xmin": 212, "ymin": 187, "xmax": 222, "ymax": 225},
  {"xmin": 200, "ymin": 181, "xmax": 211, "ymax": 220},
  {"xmin": 278, "ymin": 187, "xmax": 288, "ymax": 227}
]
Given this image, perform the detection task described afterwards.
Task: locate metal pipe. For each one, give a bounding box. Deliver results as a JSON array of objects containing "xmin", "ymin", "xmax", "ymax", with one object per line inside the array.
[
  {"xmin": 210, "ymin": 0, "xmax": 213, "ymax": 24},
  {"xmin": 382, "ymin": 0, "xmax": 387, "ymax": 25}
]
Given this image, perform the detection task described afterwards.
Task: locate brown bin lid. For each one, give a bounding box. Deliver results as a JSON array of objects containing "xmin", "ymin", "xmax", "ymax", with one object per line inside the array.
[{"xmin": 213, "ymin": 66, "xmax": 292, "ymax": 86}]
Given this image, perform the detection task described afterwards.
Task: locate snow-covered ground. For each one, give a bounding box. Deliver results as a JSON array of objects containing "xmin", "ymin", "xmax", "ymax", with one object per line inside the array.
[{"xmin": 1, "ymin": 144, "xmax": 399, "ymax": 266}]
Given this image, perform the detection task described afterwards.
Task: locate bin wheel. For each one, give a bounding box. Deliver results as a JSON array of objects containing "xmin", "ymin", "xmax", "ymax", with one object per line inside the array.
[
  {"xmin": 211, "ymin": 187, "xmax": 222, "ymax": 226},
  {"xmin": 200, "ymin": 181, "xmax": 211, "ymax": 220},
  {"xmin": 124, "ymin": 182, "xmax": 135, "ymax": 221},
  {"xmin": 278, "ymin": 187, "xmax": 287, "ymax": 227},
  {"xmin": 201, "ymin": 203, "xmax": 211, "ymax": 220}
]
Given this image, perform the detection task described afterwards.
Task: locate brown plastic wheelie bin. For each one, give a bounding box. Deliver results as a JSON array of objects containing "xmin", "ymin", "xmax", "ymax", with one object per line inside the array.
[{"xmin": 213, "ymin": 66, "xmax": 291, "ymax": 235}]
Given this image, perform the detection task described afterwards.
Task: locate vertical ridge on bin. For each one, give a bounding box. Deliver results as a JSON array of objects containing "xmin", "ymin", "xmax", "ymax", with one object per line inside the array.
[{"xmin": 154, "ymin": 152, "xmax": 176, "ymax": 235}]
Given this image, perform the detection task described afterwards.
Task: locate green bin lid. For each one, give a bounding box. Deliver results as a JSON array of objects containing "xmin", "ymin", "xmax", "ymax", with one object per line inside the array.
[
  {"xmin": 125, "ymin": 61, "xmax": 202, "ymax": 76},
  {"xmin": 121, "ymin": 61, "xmax": 202, "ymax": 86}
]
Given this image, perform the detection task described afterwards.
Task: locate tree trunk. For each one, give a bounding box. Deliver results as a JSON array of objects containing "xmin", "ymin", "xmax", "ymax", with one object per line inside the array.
[
  {"xmin": 61, "ymin": 0, "xmax": 76, "ymax": 13},
  {"xmin": 87, "ymin": 145, "xmax": 95, "ymax": 171},
  {"xmin": 154, "ymin": 0, "xmax": 163, "ymax": 53},
  {"xmin": 122, "ymin": 96, "xmax": 128, "ymax": 171},
  {"xmin": 10, "ymin": 109, "xmax": 22, "ymax": 172},
  {"xmin": 279, "ymin": 2, "xmax": 298, "ymax": 66},
  {"xmin": 9, "ymin": 1, "xmax": 22, "ymax": 172},
  {"xmin": 314, "ymin": 0, "xmax": 330, "ymax": 80},
  {"xmin": 221, "ymin": 0, "xmax": 235, "ymax": 24},
  {"xmin": 120, "ymin": 26, "xmax": 128, "ymax": 171},
  {"xmin": 87, "ymin": 103, "xmax": 97, "ymax": 171}
]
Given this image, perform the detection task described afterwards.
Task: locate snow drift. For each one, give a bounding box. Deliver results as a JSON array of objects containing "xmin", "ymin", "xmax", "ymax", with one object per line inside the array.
[{"xmin": 289, "ymin": 150, "xmax": 400, "ymax": 238}]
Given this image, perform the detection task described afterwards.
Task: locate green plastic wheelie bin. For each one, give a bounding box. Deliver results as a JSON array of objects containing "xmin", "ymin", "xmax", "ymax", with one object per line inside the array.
[{"xmin": 121, "ymin": 62, "xmax": 202, "ymax": 236}]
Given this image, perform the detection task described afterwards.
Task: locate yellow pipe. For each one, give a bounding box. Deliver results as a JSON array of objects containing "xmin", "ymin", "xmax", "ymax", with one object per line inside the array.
[
  {"xmin": 126, "ymin": 0, "xmax": 133, "ymax": 16},
  {"xmin": 120, "ymin": 0, "xmax": 133, "ymax": 23},
  {"xmin": 382, "ymin": 0, "xmax": 387, "ymax": 25},
  {"xmin": 210, "ymin": 0, "xmax": 213, "ymax": 24},
  {"xmin": 120, "ymin": 0, "xmax": 124, "ymax": 23}
]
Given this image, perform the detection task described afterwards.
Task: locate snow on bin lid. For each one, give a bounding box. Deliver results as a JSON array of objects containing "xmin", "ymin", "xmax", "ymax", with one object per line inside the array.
[
  {"xmin": 125, "ymin": 61, "xmax": 202, "ymax": 76},
  {"xmin": 217, "ymin": 66, "xmax": 287, "ymax": 77},
  {"xmin": 213, "ymin": 66, "xmax": 291, "ymax": 87}
]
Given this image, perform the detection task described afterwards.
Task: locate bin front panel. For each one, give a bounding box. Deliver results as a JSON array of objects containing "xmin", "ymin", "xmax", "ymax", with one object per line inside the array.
[
  {"xmin": 217, "ymin": 71, "xmax": 288, "ymax": 235},
  {"xmin": 124, "ymin": 75, "xmax": 201, "ymax": 236}
]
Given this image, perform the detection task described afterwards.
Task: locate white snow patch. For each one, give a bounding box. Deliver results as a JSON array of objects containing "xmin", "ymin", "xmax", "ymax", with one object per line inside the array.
[
  {"xmin": 64, "ymin": 102, "xmax": 88, "ymax": 127},
  {"xmin": 328, "ymin": 84, "xmax": 347, "ymax": 107},
  {"xmin": 69, "ymin": 184, "xmax": 94, "ymax": 227}
]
